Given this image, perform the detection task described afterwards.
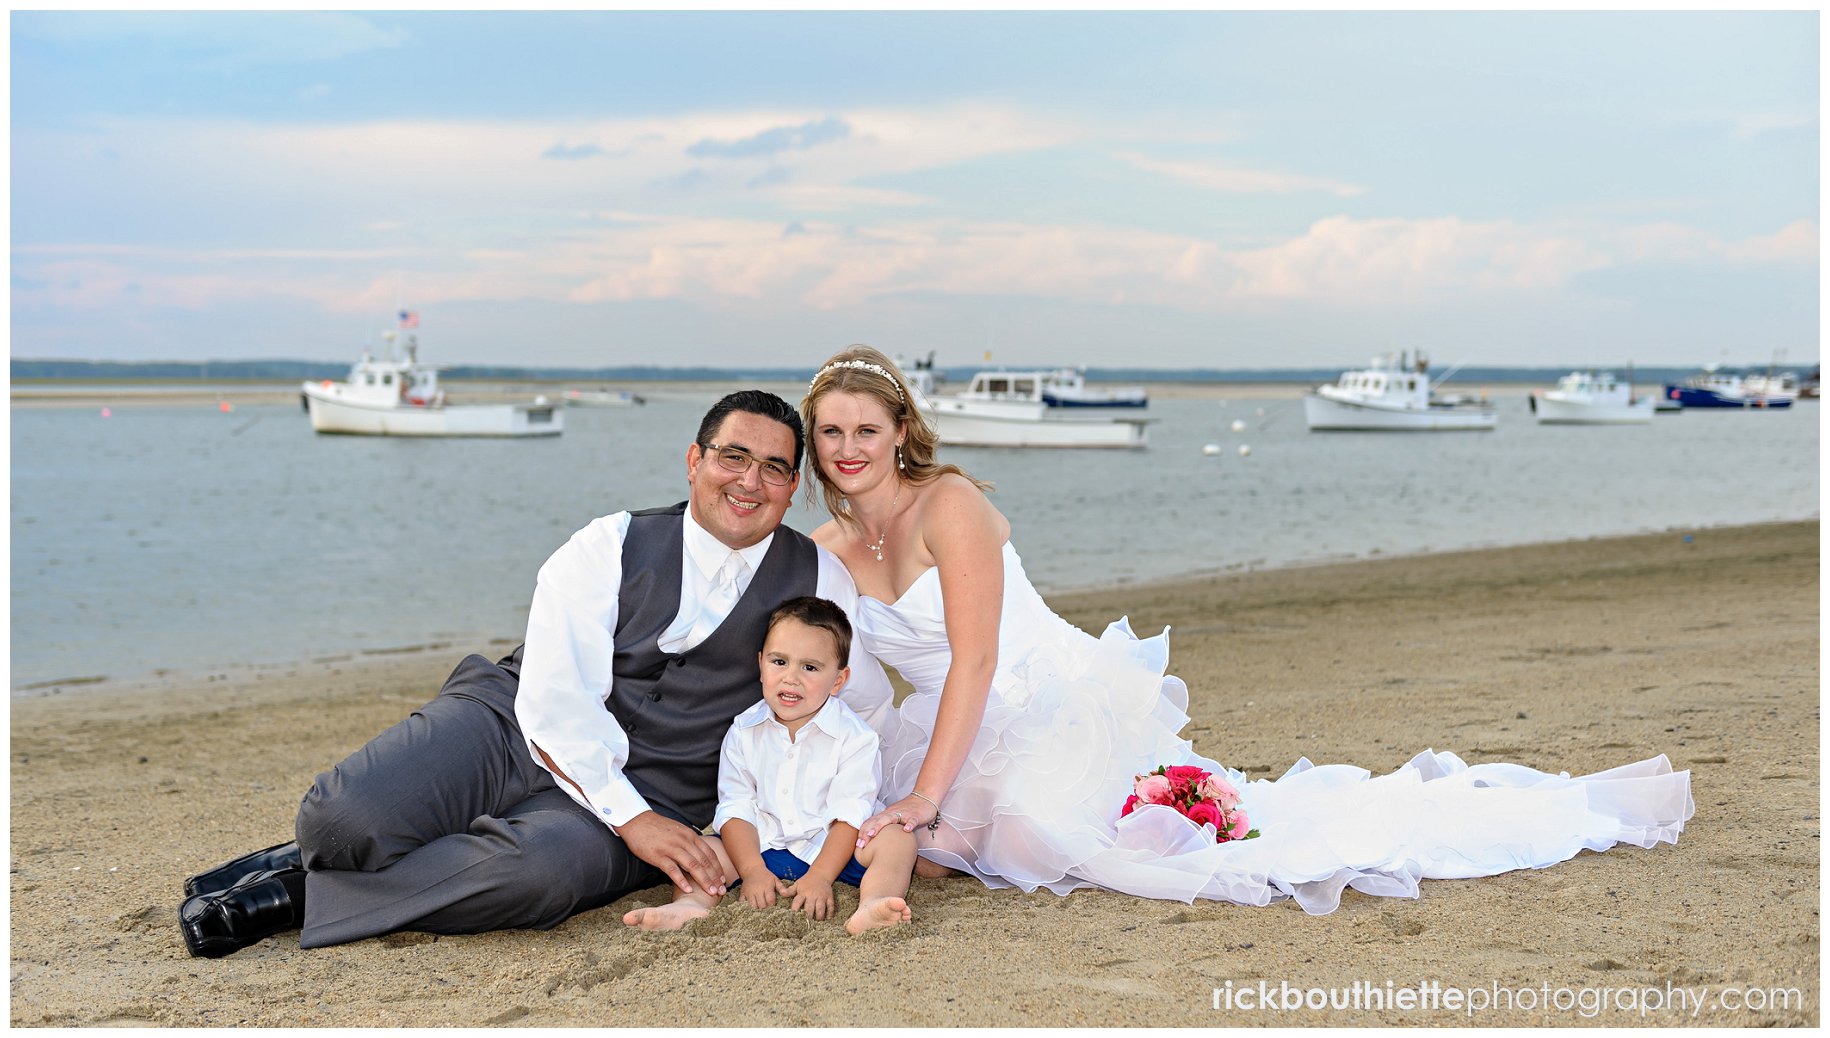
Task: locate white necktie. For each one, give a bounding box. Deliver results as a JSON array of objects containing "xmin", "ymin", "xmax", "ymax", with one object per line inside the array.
[{"xmin": 686, "ymin": 551, "xmax": 748, "ymax": 649}]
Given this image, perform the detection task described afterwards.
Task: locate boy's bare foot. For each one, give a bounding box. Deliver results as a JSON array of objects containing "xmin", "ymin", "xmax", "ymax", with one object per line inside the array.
[
  {"xmin": 845, "ymin": 896, "xmax": 912, "ymax": 935},
  {"xmin": 622, "ymin": 902, "xmax": 710, "ymax": 931},
  {"xmin": 914, "ymin": 859, "xmax": 962, "ymax": 880}
]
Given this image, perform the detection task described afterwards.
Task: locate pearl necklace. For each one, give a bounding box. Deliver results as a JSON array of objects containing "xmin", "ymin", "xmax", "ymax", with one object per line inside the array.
[{"xmin": 862, "ymin": 483, "xmax": 904, "ymax": 563}]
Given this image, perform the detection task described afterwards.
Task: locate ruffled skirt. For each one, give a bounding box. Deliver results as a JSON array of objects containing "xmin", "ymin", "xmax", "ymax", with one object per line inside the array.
[{"xmin": 877, "ymin": 618, "xmax": 1694, "ymax": 914}]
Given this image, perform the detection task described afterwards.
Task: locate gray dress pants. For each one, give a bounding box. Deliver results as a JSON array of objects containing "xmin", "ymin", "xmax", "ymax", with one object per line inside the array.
[{"xmin": 294, "ymin": 654, "xmax": 667, "ymax": 948}]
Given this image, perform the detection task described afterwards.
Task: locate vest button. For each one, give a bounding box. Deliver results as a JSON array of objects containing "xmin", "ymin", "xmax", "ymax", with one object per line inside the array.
[{"xmin": 672, "ymin": 657, "xmax": 687, "ymax": 668}]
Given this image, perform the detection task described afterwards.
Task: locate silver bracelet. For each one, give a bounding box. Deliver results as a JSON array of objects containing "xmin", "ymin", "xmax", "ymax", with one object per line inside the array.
[{"xmin": 909, "ymin": 790, "xmax": 943, "ymax": 831}]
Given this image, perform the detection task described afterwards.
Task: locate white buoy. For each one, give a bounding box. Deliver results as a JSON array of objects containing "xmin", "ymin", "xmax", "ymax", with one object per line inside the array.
[
  {"xmin": 1238, "ymin": 444, "xmax": 1252, "ymax": 457},
  {"xmin": 1230, "ymin": 419, "xmax": 1246, "ymax": 432},
  {"xmin": 1201, "ymin": 443, "xmax": 1223, "ymax": 456}
]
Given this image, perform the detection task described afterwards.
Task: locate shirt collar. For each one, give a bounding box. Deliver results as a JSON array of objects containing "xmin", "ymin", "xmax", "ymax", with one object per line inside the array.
[
  {"xmin": 733, "ymin": 695, "xmax": 850, "ymax": 739},
  {"xmin": 681, "ymin": 507, "xmax": 774, "ymax": 582}
]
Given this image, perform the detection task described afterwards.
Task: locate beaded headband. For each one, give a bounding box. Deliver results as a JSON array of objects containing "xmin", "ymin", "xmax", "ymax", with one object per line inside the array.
[{"xmin": 811, "ymin": 359, "xmax": 905, "ymax": 403}]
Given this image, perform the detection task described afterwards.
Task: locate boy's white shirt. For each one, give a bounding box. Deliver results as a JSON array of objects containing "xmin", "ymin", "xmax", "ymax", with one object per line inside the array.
[{"xmin": 712, "ymin": 695, "xmax": 883, "ymax": 866}]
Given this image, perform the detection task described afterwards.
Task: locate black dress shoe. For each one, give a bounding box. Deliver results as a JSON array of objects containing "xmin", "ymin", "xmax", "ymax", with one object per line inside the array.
[
  {"xmin": 179, "ymin": 867, "xmax": 306, "ymax": 958},
  {"xmin": 184, "ymin": 841, "xmax": 302, "ymax": 897}
]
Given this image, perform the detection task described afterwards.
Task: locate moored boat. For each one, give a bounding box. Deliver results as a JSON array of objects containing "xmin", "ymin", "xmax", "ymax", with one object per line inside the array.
[
  {"xmin": 907, "ymin": 364, "xmax": 1152, "ymax": 448},
  {"xmin": 301, "ymin": 320, "xmax": 562, "ymax": 437},
  {"xmin": 1303, "ymin": 352, "xmax": 1497, "ymax": 431},
  {"xmin": 562, "ymin": 388, "xmax": 646, "ymax": 407},
  {"xmin": 1036, "ymin": 367, "xmax": 1148, "ymax": 409},
  {"xmin": 1661, "ymin": 365, "xmax": 1795, "ymax": 409},
  {"xmin": 1529, "ymin": 371, "xmax": 1655, "ymax": 425}
]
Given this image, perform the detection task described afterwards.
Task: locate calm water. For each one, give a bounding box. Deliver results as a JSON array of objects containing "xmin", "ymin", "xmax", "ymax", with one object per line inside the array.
[{"xmin": 11, "ymin": 389, "xmax": 1819, "ymax": 690}]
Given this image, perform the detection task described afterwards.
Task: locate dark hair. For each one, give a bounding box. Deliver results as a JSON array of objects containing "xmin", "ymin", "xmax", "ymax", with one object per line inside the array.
[
  {"xmin": 765, "ymin": 596, "xmax": 852, "ymax": 665},
  {"xmin": 697, "ymin": 390, "xmax": 805, "ymax": 470}
]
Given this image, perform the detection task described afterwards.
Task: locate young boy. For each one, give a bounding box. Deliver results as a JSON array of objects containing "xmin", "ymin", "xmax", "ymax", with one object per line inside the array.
[{"xmin": 622, "ymin": 596, "xmax": 916, "ymax": 935}]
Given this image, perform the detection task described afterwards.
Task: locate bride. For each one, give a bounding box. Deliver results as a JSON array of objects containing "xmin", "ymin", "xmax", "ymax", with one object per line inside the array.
[{"xmin": 802, "ymin": 345, "xmax": 1693, "ymax": 912}]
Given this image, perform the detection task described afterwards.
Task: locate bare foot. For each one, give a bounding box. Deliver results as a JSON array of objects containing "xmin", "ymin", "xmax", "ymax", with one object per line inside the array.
[
  {"xmin": 914, "ymin": 858, "xmax": 963, "ymax": 880},
  {"xmin": 622, "ymin": 902, "xmax": 710, "ymax": 931},
  {"xmin": 845, "ymin": 896, "xmax": 912, "ymax": 935}
]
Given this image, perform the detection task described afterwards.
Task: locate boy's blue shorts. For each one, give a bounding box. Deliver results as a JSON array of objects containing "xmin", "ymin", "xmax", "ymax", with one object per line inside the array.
[{"xmin": 758, "ymin": 848, "xmax": 867, "ymax": 887}]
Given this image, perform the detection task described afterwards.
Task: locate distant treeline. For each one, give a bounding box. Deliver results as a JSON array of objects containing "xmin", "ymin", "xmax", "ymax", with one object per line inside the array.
[{"xmin": 12, "ymin": 358, "xmax": 1715, "ymax": 385}]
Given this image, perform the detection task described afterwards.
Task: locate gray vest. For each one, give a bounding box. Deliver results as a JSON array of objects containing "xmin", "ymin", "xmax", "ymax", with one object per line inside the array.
[{"xmin": 606, "ymin": 503, "xmax": 818, "ymax": 828}]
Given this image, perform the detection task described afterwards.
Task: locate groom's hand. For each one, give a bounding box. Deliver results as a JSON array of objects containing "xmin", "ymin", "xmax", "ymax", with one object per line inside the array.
[{"xmin": 617, "ymin": 812, "xmax": 725, "ymax": 896}]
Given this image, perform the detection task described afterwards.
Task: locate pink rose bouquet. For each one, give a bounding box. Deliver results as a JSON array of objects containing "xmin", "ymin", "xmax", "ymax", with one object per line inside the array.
[{"xmin": 1120, "ymin": 764, "xmax": 1258, "ymax": 843}]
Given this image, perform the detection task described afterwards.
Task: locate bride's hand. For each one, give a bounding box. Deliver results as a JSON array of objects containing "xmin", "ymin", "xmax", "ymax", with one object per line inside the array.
[{"xmin": 856, "ymin": 795, "xmax": 938, "ymax": 849}]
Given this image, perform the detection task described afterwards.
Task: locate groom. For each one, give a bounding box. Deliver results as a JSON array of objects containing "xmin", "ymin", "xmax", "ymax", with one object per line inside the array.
[{"xmin": 178, "ymin": 390, "xmax": 893, "ymax": 956}]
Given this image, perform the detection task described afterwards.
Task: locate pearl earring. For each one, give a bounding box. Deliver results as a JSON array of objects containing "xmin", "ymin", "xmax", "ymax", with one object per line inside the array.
[{"xmin": 897, "ymin": 444, "xmax": 906, "ymax": 471}]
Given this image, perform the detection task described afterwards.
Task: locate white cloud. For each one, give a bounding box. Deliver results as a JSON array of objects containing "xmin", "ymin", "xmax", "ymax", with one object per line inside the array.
[
  {"xmin": 1115, "ymin": 151, "xmax": 1366, "ymax": 197},
  {"xmin": 12, "ymin": 103, "xmax": 1815, "ymax": 327},
  {"xmin": 1672, "ymin": 107, "xmax": 1817, "ymax": 141},
  {"xmin": 1723, "ymin": 219, "xmax": 1817, "ymax": 263},
  {"xmin": 15, "ymin": 212, "xmax": 1814, "ymax": 322},
  {"xmin": 1229, "ymin": 216, "xmax": 1613, "ymax": 301},
  {"xmin": 21, "ymin": 104, "xmax": 1068, "ymax": 223},
  {"xmin": 1730, "ymin": 111, "xmax": 1815, "ymax": 139}
]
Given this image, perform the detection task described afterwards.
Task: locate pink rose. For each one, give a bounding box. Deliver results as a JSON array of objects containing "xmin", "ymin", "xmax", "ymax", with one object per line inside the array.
[
  {"xmin": 1198, "ymin": 774, "xmax": 1242, "ymax": 810},
  {"xmin": 1183, "ymin": 800, "xmax": 1222, "ymax": 829},
  {"xmin": 1221, "ymin": 813, "xmax": 1252, "ymax": 842},
  {"xmin": 1134, "ymin": 774, "xmax": 1174, "ymax": 805}
]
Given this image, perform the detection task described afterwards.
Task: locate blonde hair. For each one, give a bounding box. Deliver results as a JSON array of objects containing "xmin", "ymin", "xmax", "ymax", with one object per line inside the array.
[{"xmin": 801, "ymin": 345, "xmax": 991, "ymax": 529}]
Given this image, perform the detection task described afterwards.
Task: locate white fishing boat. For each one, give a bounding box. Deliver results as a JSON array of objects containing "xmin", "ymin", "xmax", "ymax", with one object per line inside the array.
[
  {"xmin": 903, "ymin": 364, "xmax": 1151, "ymax": 448},
  {"xmin": 301, "ymin": 331, "xmax": 562, "ymax": 438},
  {"xmin": 1529, "ymin": 371, "xmax": 1655, "ymax": 425},
  {"xmin": 1303, "ymin": 352, "xmax": 1497, "ymax": 431},
  {"xmin": 562, "ymin": 388, "xmax": 646, "ymax": 407},
  {"xmin": 1741, "ymin": 370, "xmax": 1800, "ymax": 402}
]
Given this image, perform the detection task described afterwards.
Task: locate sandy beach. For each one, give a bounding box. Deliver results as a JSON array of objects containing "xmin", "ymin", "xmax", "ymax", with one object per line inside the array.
[{"xmin": 9, "ymin": 520, "xmax": 1818, "ymax": 1026}]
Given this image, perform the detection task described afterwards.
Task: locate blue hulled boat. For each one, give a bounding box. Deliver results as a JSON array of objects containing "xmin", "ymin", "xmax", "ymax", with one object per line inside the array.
[{"xmin": 1662, "ymin": 367, "xmax": 1796, "ymax": 410}]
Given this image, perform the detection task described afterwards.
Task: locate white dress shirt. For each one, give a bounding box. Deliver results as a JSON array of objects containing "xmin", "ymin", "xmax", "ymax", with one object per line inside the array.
[
  {"xmin": 712, "ymin": 696, "xmax": 883, "ymax": 865},
  {"xmin": 515, "ymin": 508, "xmax": 894, "ymax": 830}
]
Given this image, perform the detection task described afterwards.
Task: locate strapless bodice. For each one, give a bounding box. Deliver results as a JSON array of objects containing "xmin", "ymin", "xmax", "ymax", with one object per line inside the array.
[{"xmin": 854, "ymin": 542, "xmax": 1100, "ymax": 705}]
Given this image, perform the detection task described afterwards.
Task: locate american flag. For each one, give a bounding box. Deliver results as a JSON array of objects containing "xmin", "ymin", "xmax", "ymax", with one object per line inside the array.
[{"xmin": 398, "ymin": 310, "xmax": 420, "ymax": 329}]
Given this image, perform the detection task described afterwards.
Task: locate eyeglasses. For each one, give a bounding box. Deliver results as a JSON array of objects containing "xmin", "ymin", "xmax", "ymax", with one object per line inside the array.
[{"xmin": 700, "ymin": 442, "xmax": 796, "ymax": 486}]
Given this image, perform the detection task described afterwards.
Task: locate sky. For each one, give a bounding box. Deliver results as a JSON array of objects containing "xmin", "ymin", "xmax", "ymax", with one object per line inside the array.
[{"xmin": 9, "ymin": 10, "xmax": 1821, "ymax": 370}]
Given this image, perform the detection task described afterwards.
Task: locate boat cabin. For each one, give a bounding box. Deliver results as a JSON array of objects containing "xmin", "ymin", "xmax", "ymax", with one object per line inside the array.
[{"xmin": 964, "ymin": 372, "xmax": 1043, "ymax": 401}]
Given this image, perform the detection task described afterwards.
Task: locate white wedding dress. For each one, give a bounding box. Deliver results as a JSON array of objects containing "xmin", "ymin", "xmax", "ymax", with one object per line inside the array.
[{"xmin": 855, "ymin": 543, "xmax": 1693, "ymax": 913}]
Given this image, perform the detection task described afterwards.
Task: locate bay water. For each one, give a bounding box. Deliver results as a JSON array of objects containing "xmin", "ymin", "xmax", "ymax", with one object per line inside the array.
[{"xmin": 10, "ymin": 388, "xmax": 1817, "ymax": 690}]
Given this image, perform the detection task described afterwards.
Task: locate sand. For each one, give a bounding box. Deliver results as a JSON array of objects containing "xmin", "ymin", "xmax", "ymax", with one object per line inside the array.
[{"xmin": 9, "ymin": 520, "xmax": 1818, "ymax": 1027}]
